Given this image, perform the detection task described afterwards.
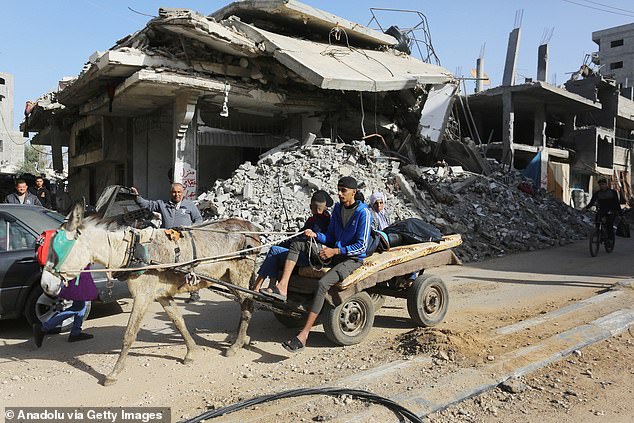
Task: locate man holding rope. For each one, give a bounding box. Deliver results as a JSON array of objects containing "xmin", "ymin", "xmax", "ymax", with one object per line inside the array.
[
  {"xmin": 261, "ymin": 176, "xmax": 373, "ymax": 353},
  {"xmin": 131, "ymin": 183, "xmax": 203, "ymax": 302}
]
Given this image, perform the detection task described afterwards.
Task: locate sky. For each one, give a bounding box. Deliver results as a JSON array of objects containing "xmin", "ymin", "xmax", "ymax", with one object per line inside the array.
[{"xmin": 1, "ymin": 0, "xmax": 634, "ymax": 130}]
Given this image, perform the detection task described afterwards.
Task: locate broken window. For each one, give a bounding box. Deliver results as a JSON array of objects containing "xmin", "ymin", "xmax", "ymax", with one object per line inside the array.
[
  {"xmin": 596, "ymin": 134, "xmax": 613, "ymax": 168},
  {"xmin": 75, "ymin": 123, "xmax": 102, "ymax": 156},
  {"xmin": 610, "ymin": 39, "xmax": 624, "ymax": 48},
  {"xmin": 610, "ymin": 61, "xmax": 624, "ymax": 70}
]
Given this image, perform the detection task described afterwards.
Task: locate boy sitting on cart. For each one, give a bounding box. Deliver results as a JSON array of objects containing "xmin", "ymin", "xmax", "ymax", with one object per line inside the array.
[
  {"xmin": 261, "ymin": 176, "xmax": 373, "ymax": 353},
  {"xmin": 253, "ymin": 190, "xmax": 333, "ymax": 292}
]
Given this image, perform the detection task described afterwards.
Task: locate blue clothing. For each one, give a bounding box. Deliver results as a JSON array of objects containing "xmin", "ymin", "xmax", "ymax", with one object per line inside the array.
[
  {"xmin": 257, "ymin": 245, "xmax": 308, "ymax": 279},
  {"xmin": 136, "ymin": 197, "xmax": 202, "ymax": 228},
  {"xmin": 258, "ymin": 213, "xmax": 329, "ymax": 279},
  {"xmin": 42, "ymin": 300, "xmax": 87, "ymax": 336},
  {"xmin": 316, "ymin": 201, "xmax": 373, "ymax": 260}
]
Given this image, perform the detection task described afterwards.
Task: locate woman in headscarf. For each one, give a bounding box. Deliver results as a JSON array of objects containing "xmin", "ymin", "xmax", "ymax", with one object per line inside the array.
[{"xmin": 369, "ymin": 192, "xmax": 390, "ymax": 230}]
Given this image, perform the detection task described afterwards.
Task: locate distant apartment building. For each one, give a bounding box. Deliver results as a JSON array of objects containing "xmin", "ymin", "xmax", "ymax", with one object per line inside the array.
[
  {"xmin": 592, "ymin": 22, "xmax": 634, "ymax": 94},
  {"xmin": 0, "ymin": 72, "xmax": 25, "ymax": 168}
]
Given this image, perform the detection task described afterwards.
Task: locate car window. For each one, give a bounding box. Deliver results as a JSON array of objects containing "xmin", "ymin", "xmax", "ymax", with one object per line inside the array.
[
  {"xmin": 0, "ymin": 220, "xmax": 7, "ymax": 252},
  {"xmin": 8, "ymin": 220, "xmax": 36, "ymax": 251},
  {"xmin": 0, "ymin": 218, "xmax": 36, "ymax": 251}
]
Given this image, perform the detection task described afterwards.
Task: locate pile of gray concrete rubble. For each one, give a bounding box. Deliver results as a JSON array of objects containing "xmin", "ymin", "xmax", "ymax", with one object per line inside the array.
[{"xmin": 197, "ymin": 139, "xmax": 589, "ymax": 263}]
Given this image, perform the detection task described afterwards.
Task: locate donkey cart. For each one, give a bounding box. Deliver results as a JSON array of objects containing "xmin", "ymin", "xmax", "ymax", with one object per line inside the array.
[{"xmin": 258, "ymin": 234, "xmax": 462, "ymax": 346}]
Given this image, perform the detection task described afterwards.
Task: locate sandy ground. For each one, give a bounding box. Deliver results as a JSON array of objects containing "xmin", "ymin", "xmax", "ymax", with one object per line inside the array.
[{"xmin": 1, "ymin": 236, "xmax": 633, "ymax": 422}]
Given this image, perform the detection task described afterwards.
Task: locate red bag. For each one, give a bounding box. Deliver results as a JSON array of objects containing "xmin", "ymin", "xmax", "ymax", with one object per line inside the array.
[{"xmin": 35, "ymin": 229, "xmax": 57, "ymax": 267}]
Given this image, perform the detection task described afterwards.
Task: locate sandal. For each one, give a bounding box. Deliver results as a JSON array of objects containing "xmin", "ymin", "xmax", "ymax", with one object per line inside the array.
[
  {"xmin": 259, "ymin": 285, "xmax": 287, "ymax": 302},
  {"xmin": 282, "ymin": 336, "xmax": 305, "ymax": 353}
]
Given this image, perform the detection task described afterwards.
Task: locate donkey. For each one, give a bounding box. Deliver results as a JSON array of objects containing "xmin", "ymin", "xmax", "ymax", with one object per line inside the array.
[{"xmin": 43, "ymin": 203, "xmax": 261, "ymax": 386}]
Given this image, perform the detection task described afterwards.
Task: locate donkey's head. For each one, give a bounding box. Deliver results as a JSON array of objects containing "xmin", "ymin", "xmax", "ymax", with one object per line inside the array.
[{"xmin": 42, "ymin": 202, "xmax": 95, "ymax": 289}]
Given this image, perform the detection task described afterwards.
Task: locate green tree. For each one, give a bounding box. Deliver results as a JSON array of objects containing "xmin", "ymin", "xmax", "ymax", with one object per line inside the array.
[{"xmin": 16, "ymin": 144, "xmax": 45, "ymax": 175}]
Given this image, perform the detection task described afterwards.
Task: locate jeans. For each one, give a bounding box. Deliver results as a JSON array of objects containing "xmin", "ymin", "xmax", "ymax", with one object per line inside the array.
[
  {"xmin": 257, "ymin": 245, "xmax": 308, "ymax": 280},
  {"xmin": 42, "ymin": 300, "xmax": 87, "ymax": 336}
]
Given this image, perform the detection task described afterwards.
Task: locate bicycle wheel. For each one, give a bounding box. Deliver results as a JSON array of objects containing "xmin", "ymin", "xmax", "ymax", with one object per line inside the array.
[{"xmin": 589, "ymin": 228, "xmax": 600, "ymax": 257}]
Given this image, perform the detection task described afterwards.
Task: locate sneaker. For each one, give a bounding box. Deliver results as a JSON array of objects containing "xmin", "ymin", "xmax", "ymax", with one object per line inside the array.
[
  {"xmin": 68, "ymin": 332, "xmax": 94, "ymax": 343},
  {"xmin": 32, "ymin": 323, "xmax": 45, "ymax": 348},
  {"xmin": 185, "ymin": 291, "xmax": 200, "ymax": 303}
]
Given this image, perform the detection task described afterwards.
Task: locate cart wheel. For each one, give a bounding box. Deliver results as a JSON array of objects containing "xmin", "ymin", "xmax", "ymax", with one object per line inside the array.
[
  {"xmin": 369, "ymin": 293, "xmax": 385, "ymax": 310},
  {"xmin": 273, "ymin": 312, "xmax": 307, "ymax": 328},
  {"xmin": 407, "ymin": 275, "xmax": 448, "ymax": 327},
  {"xmin": 323, "ymin": 292, "xmax": 375, "ymax": 346}
]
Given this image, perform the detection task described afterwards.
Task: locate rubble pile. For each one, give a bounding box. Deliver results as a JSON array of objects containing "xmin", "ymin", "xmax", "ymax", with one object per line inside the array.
[
  {"xmin": 199, "ymin": 140, "xmax": 590, "ymax": 262},
  {"xmin": 198, "ymin": 140, "xmax": 417, "ymax": 241},
  {"xmin": 400, "ymin": 163, "xmax": 590, "ymax": 262}
]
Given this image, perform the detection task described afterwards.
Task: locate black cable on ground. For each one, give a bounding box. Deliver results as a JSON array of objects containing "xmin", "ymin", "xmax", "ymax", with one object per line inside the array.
[{"xmin": 180, "ymin": 387, "xmax": 423, "ymax": 423}]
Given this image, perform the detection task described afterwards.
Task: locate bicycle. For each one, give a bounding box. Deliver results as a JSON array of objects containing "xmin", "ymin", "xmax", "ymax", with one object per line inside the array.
[{"xmin": 589, "ymin": 211, "xmax": 615, "ymax": 257}]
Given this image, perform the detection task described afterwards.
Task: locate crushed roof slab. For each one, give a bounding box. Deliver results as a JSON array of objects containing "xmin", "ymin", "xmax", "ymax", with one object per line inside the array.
[
  {"xmin": 211, "ymin": 0, "xmax": 396, "ymax": 47},
  {"xmin": 232, "ymin": 21, "xmax": 453, "ymax": 92},
  {"xmin": 80, "ymin": 69, "xmax": 334, "ymax": 116}
]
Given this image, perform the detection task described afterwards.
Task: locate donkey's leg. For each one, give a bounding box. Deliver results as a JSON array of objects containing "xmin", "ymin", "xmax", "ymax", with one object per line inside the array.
[
  {"xmin": 157, "ymin": 296, "xmax": 201, "ymax": 364},
  {"xmin": 104, "ymin": 295, "xmax": 151, "ymax": 386},
  {"xmin": 225, "ymin": 296, "xmax": 254, "ymax": 357}
]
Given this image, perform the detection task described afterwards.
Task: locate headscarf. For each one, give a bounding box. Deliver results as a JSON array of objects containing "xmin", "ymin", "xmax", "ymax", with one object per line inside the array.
[{"xmin": 369, "ymin": 192, "xmax": 389, "ymax": 230}]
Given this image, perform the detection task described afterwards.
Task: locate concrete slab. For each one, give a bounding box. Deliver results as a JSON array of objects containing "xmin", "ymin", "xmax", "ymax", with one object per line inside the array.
[
  {"xmin": 231, "ymin": 21, "xmax": 453, "ymax": 92},
  {"xmin": 211, "ymin": 0, "xmax": 396, "ymax": 47}
]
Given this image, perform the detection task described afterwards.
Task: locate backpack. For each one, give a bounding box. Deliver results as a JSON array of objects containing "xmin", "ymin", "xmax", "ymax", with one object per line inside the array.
[{"xmin": 35, "ymin": 229, "xmax": 57, "ymax": 267}]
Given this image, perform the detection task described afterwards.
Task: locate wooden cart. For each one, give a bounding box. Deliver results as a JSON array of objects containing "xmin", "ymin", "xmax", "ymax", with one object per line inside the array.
[{"xmin": 270, "ymin": 234, "xmax": 462, "ymax": 346}]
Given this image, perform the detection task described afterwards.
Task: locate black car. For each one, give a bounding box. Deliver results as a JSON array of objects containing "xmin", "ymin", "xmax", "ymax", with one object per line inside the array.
[{"xmin": 0, "ymin": 204, "xmax": 129, "ymax": 331}]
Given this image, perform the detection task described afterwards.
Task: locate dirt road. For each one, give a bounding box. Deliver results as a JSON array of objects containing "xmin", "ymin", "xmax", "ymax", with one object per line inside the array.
[{"xmin": 1, "ymin": 236, "xmax": 633, "ymax": 422}]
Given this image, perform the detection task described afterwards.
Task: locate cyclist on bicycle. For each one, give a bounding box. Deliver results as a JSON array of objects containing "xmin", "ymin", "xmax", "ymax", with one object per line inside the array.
[{"xmin": 583, "ymin": 178, "xmax": 621, "ymax": 242}]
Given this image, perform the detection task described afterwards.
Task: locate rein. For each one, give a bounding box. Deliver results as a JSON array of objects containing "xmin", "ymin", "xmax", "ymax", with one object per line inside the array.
[{"xmin": 59, "ymin": 230, "xmax": 303, "ymax": 275}]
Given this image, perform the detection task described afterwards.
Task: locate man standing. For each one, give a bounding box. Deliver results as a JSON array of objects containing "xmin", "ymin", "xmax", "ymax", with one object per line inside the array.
[
  {"xmin": 5, "ymin": 179, "xmax": 42, "ymax": 206},
  {"xmin": 261, "ymin": 176, "xmax": 373, "ymax": 352},
  {"xmin": 131, "ymin": 183, "xmax": 203, "ymax": 302},
  {"xmin": 131, "ymin": 183, "xmax": 202, "ymax": 229},
  {"xmin": 30, "ymin": 176, "xmax": 52, "ymax": 209}
]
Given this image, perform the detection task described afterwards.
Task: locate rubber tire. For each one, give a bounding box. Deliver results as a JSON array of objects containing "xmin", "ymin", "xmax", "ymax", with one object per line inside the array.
[
  {"xmin": 323, "ymin": 292, "xmax": 375, "ymax": 346},
  {"xmin": 407, "ymin": 274, "xmax": 449, "ymax": 327},
  {"xmin": 273, "ymin": 312, "xmax": 307, "ymax": 328},
  {"xmin": 24, "ymin": 286, "xmax": 91, "ymax": 333},
  {"xmin": 369, "ymin": 293, "xmax": 385, "ymax": 310},
  {"xmin": 604, "ymin": 237, "xmax": 615, "ymax": 253},
  {"xmin": 589, "ymin": 230, "xmax": 600, "ymax": 257}
]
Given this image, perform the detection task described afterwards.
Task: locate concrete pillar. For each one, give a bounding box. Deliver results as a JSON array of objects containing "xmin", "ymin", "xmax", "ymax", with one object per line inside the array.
[
  {"xmin": 503, "ymin": 28, "xmax": 521, "ymax": 86},
  {"xmin": 502, "ymin": 91, "xmax": 515, "ymax": 167},
  {"xmin": 537, "ymin": 44, "xmax": 548, "ymax": 83},
  {"xmin": 533, "ymin": 104, "xmax": 546, "ymax": 147},
  {"xmin": 173, "ymin": 93, "xmax": 199, "ymax": 200},
  {"xmin": 476, "ymin": 57, "xmax": 484, "ymax": 93},
  {"xmin": 540, "ymin": 148, "xmax": 549, "ymax": 189},
  {"xmin": 49, "ymin": 126, "xmax": 66, "ymax": 173}
]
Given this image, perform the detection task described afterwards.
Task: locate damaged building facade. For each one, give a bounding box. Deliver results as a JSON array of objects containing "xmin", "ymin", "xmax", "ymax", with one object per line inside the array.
[
  {"xmin": 23, "ymin": 0, "xmax": 456, "ymax": 205},
  {"xmin": 465, "ymin": 23, "xmax": 634, "ymax": 207}
]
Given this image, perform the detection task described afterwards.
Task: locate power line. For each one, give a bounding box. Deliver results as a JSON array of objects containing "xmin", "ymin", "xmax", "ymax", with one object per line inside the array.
[
  {"xmin": 561, "ymin": 0, "xmax": 634, "ymax": 17},
  {"xmin": 579, "ymin": 0, "xmax": 634, "ymax": 14}
]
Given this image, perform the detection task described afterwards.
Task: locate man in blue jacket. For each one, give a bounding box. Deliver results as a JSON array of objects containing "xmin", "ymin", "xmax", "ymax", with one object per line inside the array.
[{"xmin": 261, "ymin": 176, "xmax": 373, "ymax": 352}]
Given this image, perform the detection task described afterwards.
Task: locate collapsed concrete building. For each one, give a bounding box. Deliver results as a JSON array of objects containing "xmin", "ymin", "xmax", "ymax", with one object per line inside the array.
[
  {"xmin": 22, "ymin": 0, "xmax": 457, "ymax": 205},
  {"xmin": 464, "ymin": 23, "xmax": 634, "ymax": 208}
]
